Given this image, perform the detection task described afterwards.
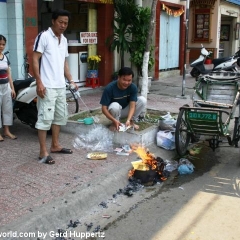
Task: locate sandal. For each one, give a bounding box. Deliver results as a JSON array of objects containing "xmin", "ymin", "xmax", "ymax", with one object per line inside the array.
[
  {"xmin": 4, "ymin": 134, "xmax": 17, "ymax": 140},
  {"xmin": 50, "ymin": 148, "xmax": 73, "ymax": 154},
  {"xmin": 38, "ymin": 155, "xmax": 55, "ymax": 164}
]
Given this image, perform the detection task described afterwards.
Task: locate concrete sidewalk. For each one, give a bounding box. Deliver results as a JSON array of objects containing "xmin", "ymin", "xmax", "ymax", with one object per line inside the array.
[{"xmin": 0, "ymin": 73, "xmax": 194, "ymax": 238}]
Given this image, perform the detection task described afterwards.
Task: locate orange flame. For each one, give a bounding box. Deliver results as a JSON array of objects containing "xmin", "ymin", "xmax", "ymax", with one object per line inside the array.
[
  {"xmin": 129, "ymin": 144, "xmax": 167, "ymax": 181},
  {"xmin": 131, "ymin": 144, "xmax": 157, "ymax": 170}
]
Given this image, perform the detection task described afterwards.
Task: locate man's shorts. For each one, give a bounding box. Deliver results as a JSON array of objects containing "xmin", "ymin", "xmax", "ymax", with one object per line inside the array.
[{"xmin": 35, "ymin": 88, "xmax": 68, "ymax": 130}]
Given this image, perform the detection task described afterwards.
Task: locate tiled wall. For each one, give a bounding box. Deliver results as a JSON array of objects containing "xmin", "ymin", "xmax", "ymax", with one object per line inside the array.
[
  {"xmin": 8, "ymin": 0, "xmax": 25, "ymax": 80},
  {"xmin": 0, "ymin": 1, "xmax": 8, "ymax": 49},
  {"xmin": 0, "ymin": 0, "xmax": 25, "ymax": 80}
]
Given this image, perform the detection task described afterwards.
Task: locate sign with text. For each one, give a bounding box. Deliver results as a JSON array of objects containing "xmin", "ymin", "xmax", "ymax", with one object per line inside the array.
[{"xmin": 80, "ymin": 32, "xmax": 98, "ymax": 44}]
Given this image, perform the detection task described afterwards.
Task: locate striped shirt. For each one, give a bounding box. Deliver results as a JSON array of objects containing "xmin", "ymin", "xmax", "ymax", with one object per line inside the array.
[{"xmin": 0, "ymin": 54, "xmax": 10, "ymax": 84}]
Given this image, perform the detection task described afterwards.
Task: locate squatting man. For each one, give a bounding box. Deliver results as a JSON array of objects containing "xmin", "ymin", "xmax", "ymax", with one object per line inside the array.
[{"xmin": 100, "ymin": 67, "xmax": 146, "ymax": 131}]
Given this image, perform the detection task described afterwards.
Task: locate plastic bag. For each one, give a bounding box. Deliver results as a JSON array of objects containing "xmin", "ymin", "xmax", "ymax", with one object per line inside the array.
[
  {"xmin": 73, "ymin": 125, "xmax": 114, "ymax": 152},
  {"xmin": 159, "ymin": 112, "xmax": 176, "ymax": 131},
  {"xmin": 164, "ymin": 159, "xmax": 178, "ymax": 172},
  {"xmin": 178, "ymin": 158, "xmax": 195, "ymax": 175},
  {"xmin": 156, "ymin": 130, "xmax": 175, "ymax": 150}
]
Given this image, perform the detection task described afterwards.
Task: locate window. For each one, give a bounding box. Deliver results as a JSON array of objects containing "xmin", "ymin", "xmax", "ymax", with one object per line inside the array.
[{"xmin": 192, "ymin": 8, "xmax": 212, "ymax": 43}]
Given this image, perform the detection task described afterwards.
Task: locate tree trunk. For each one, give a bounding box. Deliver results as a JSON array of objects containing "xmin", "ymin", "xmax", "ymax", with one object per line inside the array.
[{"xmin": 141, "ymin": 0, "xmax": 157, "ymax": 100}]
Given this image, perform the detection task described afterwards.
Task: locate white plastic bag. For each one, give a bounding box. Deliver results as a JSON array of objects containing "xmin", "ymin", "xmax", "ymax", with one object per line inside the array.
[
  {"xmin": 159, "ymin": 112, "xmax": 176, "ymax": 131},
  {"xmin": 164, "ymin": 159, "xmax": 178, "ymax": 172},
  {"xmin": 73, "ymin": 125, "xmax": 114, "ymax": 152},
  {"xmin": 156, "ymin": 130, "xmax": 175, "ymax": 150}
]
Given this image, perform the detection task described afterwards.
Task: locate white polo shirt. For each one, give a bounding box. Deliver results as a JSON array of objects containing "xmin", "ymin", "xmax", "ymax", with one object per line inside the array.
[{"xmin": 33, "ymin": 27, "xmax": 69, "ymax": 88}]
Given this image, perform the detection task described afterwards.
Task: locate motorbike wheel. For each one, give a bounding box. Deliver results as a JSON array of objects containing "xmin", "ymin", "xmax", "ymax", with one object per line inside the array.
[
  {"xmin": 14, "ymin": 101, "xmax": 38, "ymax": 129},
  {"xmin": 237, "ymin": 58, "xmax": 240, "ymax": 67},
  {"xmin": 190, "ymin": 68, "xmax": 200, "ymax": 78}
]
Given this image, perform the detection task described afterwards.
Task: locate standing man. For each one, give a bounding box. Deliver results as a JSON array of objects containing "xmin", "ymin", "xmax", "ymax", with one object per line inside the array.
[
  {"xmin": 32, "ymin": 9, "xmax": 78, "ymax": 164},
  {"xmin": 100, "ymin": 67, "xmax": 146, "ymax": 131}
]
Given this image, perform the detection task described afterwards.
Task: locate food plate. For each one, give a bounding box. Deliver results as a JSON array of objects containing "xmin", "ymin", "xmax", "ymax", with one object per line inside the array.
[{"xmin": 87, "ymin": 152, "xmax": 108, "ymax": 160}]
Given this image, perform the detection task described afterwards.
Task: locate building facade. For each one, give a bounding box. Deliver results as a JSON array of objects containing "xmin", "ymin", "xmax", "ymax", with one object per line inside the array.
[
  {"xmin": 1, "ymin": 0, "xmax": 240, "ymax": 85},
  {"xmin": 188, "ymin": 0, "xmax": 240, "ymax": 63}
]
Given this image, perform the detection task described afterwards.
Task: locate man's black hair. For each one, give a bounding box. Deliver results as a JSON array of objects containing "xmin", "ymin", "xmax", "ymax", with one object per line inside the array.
[
  {"xmin": 52, "ymin": 9, "xmax": 71, "ymax": 20},
  {"xmin": 118, "ymin": 67, "xmax": 134, "ymax": 78}
]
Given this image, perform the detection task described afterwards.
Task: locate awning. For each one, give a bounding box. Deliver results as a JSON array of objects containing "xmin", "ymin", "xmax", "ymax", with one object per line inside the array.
[{"xmin": 225, "ymin": 0, "xmax": 240, "ymax": 6}]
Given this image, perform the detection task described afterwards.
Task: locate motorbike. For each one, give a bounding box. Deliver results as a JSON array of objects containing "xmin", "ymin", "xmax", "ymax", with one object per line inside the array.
[
  {"xmin": 190, "ymin": 44, "xmax": 240, "ymax": 78},
  {"xmin": 13, "ymin": 77, "xmax": 38, "ymax": 128}
]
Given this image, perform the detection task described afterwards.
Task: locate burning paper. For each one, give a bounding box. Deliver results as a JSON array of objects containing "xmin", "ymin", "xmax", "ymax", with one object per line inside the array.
[{"xmin": 129, "ymin": 144, "xmax": 167, "ymax": 183}]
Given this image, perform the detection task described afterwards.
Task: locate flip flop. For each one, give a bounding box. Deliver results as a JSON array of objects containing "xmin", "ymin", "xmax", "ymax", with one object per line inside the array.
[
  {"xmin": 51, "ymin": 148, "xmax": 73, "ymax": 154},
  {"xmin": 38, "ymin": 155, "xmax": 55, "ymax": 164},
  {"xmin": 4, "ymin": 134, "xmax": 17, "ymax": 140}
]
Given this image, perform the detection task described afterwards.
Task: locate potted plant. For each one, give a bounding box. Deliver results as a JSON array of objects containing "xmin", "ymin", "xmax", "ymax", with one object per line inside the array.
[{"xmin": 87, "ymin": 55, "xmax": 101, "ymax": 78}]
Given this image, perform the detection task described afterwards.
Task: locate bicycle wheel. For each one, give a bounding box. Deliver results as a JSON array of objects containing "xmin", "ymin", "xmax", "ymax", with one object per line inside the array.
[
  {"xmin": 66, "ymin": 88, "xmax": 79, "ymax": 114},
  {"xmin": 232, "ymin": 117, "xmax": 240, "ymax": 147},
  {"xmin": 175, "ymin": 108, "xmax": 191, "ymax": 156}
]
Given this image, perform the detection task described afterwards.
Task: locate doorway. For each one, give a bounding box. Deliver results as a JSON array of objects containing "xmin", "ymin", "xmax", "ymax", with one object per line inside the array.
[{"xmin": 159, "ymin": 11, "xmax": 180, "ymax": 70}]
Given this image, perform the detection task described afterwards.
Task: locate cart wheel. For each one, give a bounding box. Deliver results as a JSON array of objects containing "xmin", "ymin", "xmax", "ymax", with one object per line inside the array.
[
  {"xmin": 175, "ymin": 108, "xmax": 191, "ymax": 156},
  {"xmin": 232, "ymin": 117, "xmax": 240, "ymax": 147},
  {"xmin": 190, "ymin": 68, "xmax": 200, "ymax": 78}
]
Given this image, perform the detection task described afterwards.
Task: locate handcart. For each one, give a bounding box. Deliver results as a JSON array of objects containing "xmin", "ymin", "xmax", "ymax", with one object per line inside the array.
[{"xmin": 175, "ymin": 72, "xmax": 240, "ymax": 156}]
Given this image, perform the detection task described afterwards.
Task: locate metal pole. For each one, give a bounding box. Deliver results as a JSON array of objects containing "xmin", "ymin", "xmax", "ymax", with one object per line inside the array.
[{"xmin": 182, "ymin": 0, "xmax": 190, "ymax": 96}]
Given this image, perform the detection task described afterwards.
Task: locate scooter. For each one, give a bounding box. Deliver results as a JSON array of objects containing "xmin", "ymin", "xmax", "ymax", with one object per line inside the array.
[
  {"xmin": 190, "ymin": 44, "xmax": 240, "ymax": 78},
  {"xmin": 13, "ymin": 77, "xmax": 38, "ymax": 128}
]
